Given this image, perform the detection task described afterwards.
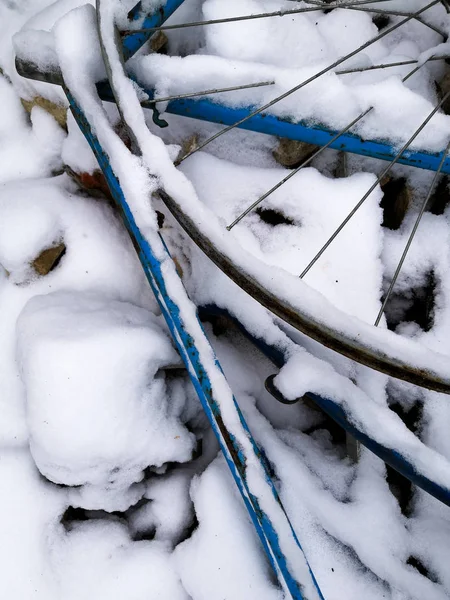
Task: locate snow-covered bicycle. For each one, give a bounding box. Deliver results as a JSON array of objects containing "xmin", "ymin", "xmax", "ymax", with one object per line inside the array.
[{"xmin": 15, "ymin": 1, "xmax": 450, "ymax": 597}]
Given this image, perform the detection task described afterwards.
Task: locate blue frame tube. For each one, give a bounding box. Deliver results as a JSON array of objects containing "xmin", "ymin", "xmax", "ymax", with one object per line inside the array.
[
  {"xmin": 122, "ymin": 0, "xmax": 185, "ymax": 60},
  {"xmin": 95, "ymin": 79, "xmax": 450, "ymax": 175},
  {"xmin": 64, "ymin": 84, "xmax": 325, "ymax": 600},
  {"xmin": 198, "ymin": 306, "xmax": 450, "ymax": 507},
  {"xmin": 149, "ymin": 96, "xmax": 450, "ymax": 175},
  {"xmin": 308, "ymin": 392, "xmax": 450, "ymax": 506}
]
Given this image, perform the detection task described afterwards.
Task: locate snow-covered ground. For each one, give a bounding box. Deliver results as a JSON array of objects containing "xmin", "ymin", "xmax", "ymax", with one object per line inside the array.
[{"xmin": 1, "ymin": 0, "xmax": 450, "ymax": 598}]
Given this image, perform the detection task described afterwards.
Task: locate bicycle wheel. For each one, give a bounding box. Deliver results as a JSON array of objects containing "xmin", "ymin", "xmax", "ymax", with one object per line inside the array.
[
  {"xmin": 15, "ymin": 0, "xmax": 450, "ymax": 392},
  {"xmin": 113, "ymin": 0, "xmax": 450, "ymax": 392}
]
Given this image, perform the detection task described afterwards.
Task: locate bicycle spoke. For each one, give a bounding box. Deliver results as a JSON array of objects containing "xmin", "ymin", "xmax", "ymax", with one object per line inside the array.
[
  {"xmin": 123, "ymin": 1, "xmax": 393, "ymax": 34},
  {"xmin": 300, "ymin": 88, "xmax": 450, "ymax": 279},
  {"xmin": 137, "ymin": 57, "xmax": 447, "ymax": 112},
  {"xmin": 141, "ymin": 81, "xmax": 275, "ymax": 106},
  {"xmin": 374, "ymin": 139, "xmax": 450, "ymax": 326},
  {"xmin": 337, "ymin": 55, "xmax": 445, "ymax": 75},
  {"xmin": 122, "ymin": 7, "xmax": 334, "ymax": 34},
  {"xmin": 175, "ymin": 0, "xmax": 439, "ymax": 166},
  {"xmin": 303, "ymin": 0, "xmax": 446, "ymax": 36},
  {"xmin": 347, "ymin": 7, "xmax": 445, "ymax": 37},
  {"xmin": 227, "ymin": 58, "xmax": 432, "ymax": 230},
  {"xmin": 402, "ymin": 60, "xmax": 430, "ymax": 83},
  {"xmin": 304, "ymin": 0, "xmax": 393, "ymax": 5}
]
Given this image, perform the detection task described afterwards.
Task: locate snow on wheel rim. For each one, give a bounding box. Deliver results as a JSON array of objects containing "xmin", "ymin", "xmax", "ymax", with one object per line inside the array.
[{"xmin": 92, "ymin": 0, "xmax": 450, "ymax": 394}]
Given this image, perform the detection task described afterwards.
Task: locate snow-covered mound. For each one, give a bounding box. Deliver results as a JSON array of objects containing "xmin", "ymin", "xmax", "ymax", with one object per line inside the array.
[{"xmin": 17, "ymin": 291, "xmax": 194, "ymax": 507}]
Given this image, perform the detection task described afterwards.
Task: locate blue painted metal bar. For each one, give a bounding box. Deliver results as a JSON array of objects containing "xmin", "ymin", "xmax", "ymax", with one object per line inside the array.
[
  {"xmin": 122, "ymin": 0, "xmax": 185, "ymax": 60},
  {"xmin": 156, "ymin": 96, "xmax": 450, "ymax": 175},
  {"xmin": 64, "ymin": 82, "xmax": 325, "ymax": 599},
  {"xmin": 308, "ymin": 392, "xmax": 450, "ymax": 506},
  {"xmin": 96, "ymin": 80, "xmax": 450, "ymax": 174},
  {"xmin": 72, "ymin": 9, "xmax": 323, "ymax": 589},
  {"xmin": 199, "ymin": 305, "xmax": 450, "ymax": 508}
]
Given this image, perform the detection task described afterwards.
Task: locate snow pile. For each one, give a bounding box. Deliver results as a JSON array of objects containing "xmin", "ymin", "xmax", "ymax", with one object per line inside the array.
[
  {"xmin": 0, "ymin": 173, "xmax": 158, "ymax": 455},
  {"xmin": 0, "ymin": 451, "xmax": 66, "ymax": 599},
  {"xmin": 17, "ymin": 291, "xmax": 194, "ymax": 509},
  {"xmin": 53, "ymin": 520, "xmax": 188, "ymax": 600},
  {"xmin": 1, "ymin": 0, "xmax": 94, "ymax": 103},
  {"xmin": 202, "ymin": 0, "xmax": 386, "ymax": 68}
]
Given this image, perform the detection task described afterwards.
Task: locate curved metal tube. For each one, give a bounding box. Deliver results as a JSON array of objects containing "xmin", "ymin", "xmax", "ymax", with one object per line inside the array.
[{"xmin": 159, "ymin": 189, "xmax": 450, "ymax": 394}]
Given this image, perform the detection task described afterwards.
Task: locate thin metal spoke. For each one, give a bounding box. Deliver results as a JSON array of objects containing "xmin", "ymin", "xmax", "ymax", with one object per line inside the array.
[
  {"xmin": 304, "ymin": 0, "xmax": 392, "ymax": 5},
  {"xmin": 122, "ymin": 7, "xmax": 334, "ymax": 34},
  {"xmin": 139, "ymin": 56, "xmax": 447, "ymax": 113},
  {"xmin": 402, "ymin": 59, "xmax": 430, "ymax": 83},
  {"xmin": 139, "ymin": 56, "xmax": 446, "ymax": 112},
  {"xmin": 347, "ymin": 7, "xmax": 445, "ymax": 37},
  {"xmin": 227, "ymin": 108, "xmax": 372, "ymax": 230},
  {"xmin": 123, "ymin": 1, "xmax": 394, "ymax": 34},
  {"xmin": 374, "ymin": 139, "xmax": 450, "ymax": 326},
  {"xmin": 227, "ymin": 58, "xmax": 432, "ymax": 230},
  {"xmin": 337, "ymin": 55, "xmax": 446, "ymax": 75},
  {"xmin": 300, "ymin": 87, "xmax": 450, "ymax": 279},
  {"xmin": 304, "ymin": 0, "xmax": 446, "ymax": 37},
  {"xmin": 174, "ymin": 0, "xmax": 439, "ymax": 166},
  {"xmin": 141, "ymin": 81, "xmax": 275, "ymax": 106},
  {"xmin": 123, "ymin": 3, "xmax": 443, "ymax": 36}
]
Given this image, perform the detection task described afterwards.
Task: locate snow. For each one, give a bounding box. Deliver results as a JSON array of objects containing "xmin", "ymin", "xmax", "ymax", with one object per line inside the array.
[
  {"xmin": 180, "ymin": 152, "xmax": 384, "ymax": 322},
  {"xmin": 53, "ymin": 520, "xmax": 189, "ymax": 600},
  {"xmin": 0, "ymin": 450, "xmax": 66, "ymax": 599},
  {"xmin": 130, "ymin": 470, "xmax": 194, "ymax": 544},
  {"xmin": 202, "ymin": 0, "xmax": 386, "ymax": 68},
  {"xmin": 17, "ymin": 291, "xmax": 195, "ymax": 509},
  {"xmin": 13, "ymin": 29, "xmax": 59, "ymax": 72},
  {"xmin": 0, "ymin": 76, "xmax": 64, "ymax": 185},
  {"xmin": 62, "ymin": 110, "xmax": 99, "ymax": 174},
  {"xmin": 175, "ymin": 457, "xmax": 285, "ymax": 600},
  {"xmin": 1, "ymin": 0, "xmax": 450, "ymax": 599}
]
